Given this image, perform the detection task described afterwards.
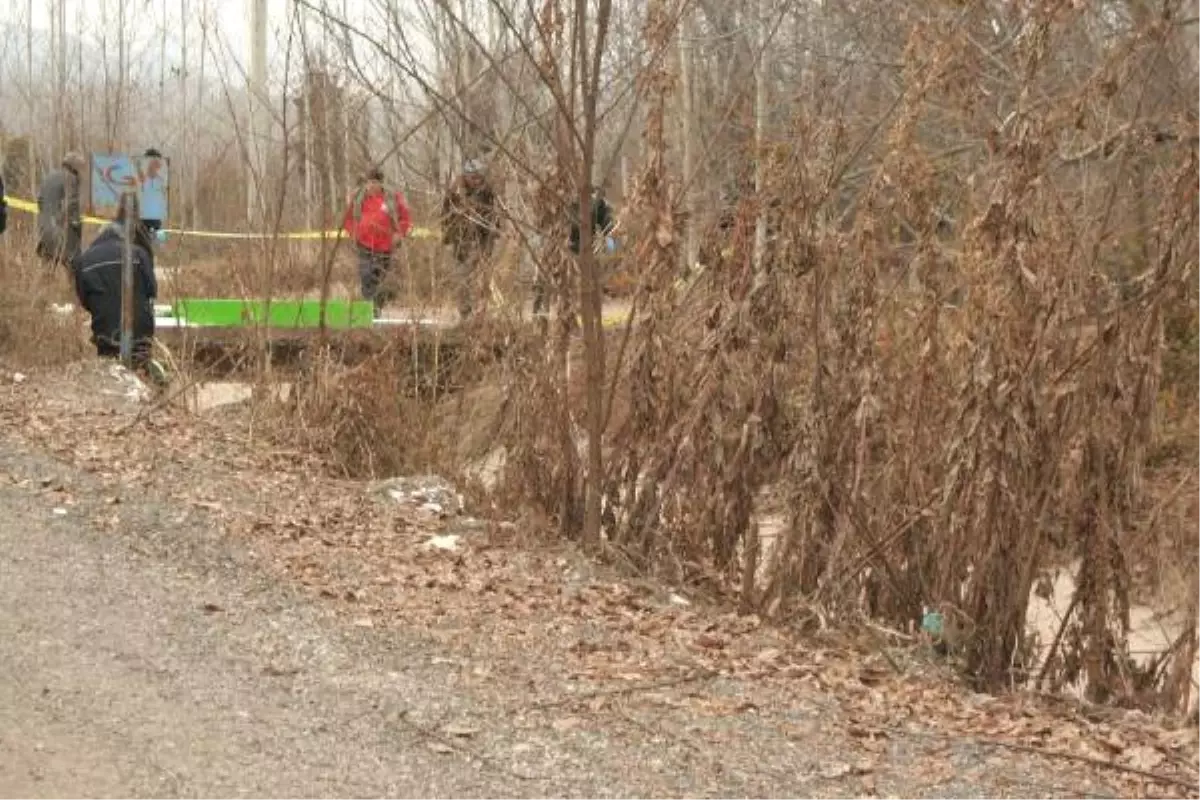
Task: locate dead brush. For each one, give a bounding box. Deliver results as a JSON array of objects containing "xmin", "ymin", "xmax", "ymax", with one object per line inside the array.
[
  {"xmin": 265, "ymin": 345, "xmax": 445, "ymax": 479},
  {"xmin": 162, "ymin": 234, "xmax": 451, "ymax": 311},
  {"xmin": 0, "ymin": 232, "xmax": 89, "ymax": 368},
  {"xmin": 477, "ymin": 0, "xmax": 1198, "ymax": 710}
]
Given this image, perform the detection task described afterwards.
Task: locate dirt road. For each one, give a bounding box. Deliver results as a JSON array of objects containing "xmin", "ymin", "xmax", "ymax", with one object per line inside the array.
[
  {"xmin": 0, "ymin": 448, "xmax": 503, "ymax": 797},
  {"xmin": 0, "ymin": 364, "xmax": 1190, "ymax": 798}
]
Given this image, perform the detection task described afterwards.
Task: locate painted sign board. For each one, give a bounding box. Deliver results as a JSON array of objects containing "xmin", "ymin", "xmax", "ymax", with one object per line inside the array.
[{"xmin": 90, "ymin": 153, "xmax": 170, "ymax": 222}]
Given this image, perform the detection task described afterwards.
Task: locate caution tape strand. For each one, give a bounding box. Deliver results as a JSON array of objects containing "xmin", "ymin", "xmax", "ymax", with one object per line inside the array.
[{"xmin": 4, "ymin": 194, "xmax": 439, "ymax": 241}]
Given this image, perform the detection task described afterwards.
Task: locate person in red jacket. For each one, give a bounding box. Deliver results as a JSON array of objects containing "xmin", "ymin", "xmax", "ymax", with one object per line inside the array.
[{"xmin": 343, "ymin": 167, "xmax": 413, "ymax": 317}]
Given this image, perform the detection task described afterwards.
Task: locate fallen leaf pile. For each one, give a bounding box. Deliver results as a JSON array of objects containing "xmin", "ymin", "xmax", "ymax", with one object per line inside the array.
[{"xmin": 1, "ymin": 362, "xmax": 1196, "ymax": 798}]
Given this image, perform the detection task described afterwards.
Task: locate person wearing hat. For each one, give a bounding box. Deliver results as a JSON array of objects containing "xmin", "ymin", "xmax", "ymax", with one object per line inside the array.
[
  {"xmin": 440, "ymin": 158, "xmax": 499, "ymax": 321},
  {"xmin": 36, "ymin": 151, "xmax": 87, "ymax": 268},
  {"xmin": 343, "ymin": 167, "xmax": 413, "ymax": 317},
  {"xmin": 0, "ymin": 171, "xmax": 8, "ymax": 237},
  {"xmin": 71, "ymin": 192, "xmax": 165, "ymax": 383},
  {"xmin": 139, "ymin": 147, "xmax": 167, "ymax": 237},
  {"xmin": 531, "ymin": 184, "xmax": 617, "ymax": 318}
]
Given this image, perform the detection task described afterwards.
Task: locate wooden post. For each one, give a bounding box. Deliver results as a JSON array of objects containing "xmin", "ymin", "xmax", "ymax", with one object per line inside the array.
[{"xmin": 119, "ymin": 191, "xmax": 135, "ymax": 366}]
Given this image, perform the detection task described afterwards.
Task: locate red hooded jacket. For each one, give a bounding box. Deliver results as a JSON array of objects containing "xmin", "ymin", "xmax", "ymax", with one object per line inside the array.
[{"xmin": 343, "ymin": 187, "xmax": 413, "ymax": 253}]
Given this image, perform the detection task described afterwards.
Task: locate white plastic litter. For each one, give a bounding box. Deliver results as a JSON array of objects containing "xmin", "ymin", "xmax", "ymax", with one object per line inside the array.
[
  {"xmin": 423, "ymin": 534, "xmax": 461, "ymax": 552},
  {"xmin": 370, "ymin": 476, "xmax": 464, "ymax": 516},
  {"xmin": 107, "ymin": 364, "xmax": 150, "ymax": 403}
]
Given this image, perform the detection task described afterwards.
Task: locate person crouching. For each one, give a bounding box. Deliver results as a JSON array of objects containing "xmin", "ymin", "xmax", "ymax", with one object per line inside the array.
[{"xmin": 71, "ymin": 195, "xmax": 159, "ymax": 370}]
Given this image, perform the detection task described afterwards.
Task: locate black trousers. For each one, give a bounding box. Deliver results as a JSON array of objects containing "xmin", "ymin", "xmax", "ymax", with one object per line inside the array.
[
  {"xmin": 94, "ymin": 330, "xmax": 152, "ymax": 366},
  {"xmin": 357, "ymin": 246, "xmax": 395, "ymax": 314}
]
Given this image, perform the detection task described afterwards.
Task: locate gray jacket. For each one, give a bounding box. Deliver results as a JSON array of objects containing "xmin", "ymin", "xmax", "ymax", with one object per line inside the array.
[{"xmin": 37, "ymin": 168, "xmax": 82, "ymax": 260}]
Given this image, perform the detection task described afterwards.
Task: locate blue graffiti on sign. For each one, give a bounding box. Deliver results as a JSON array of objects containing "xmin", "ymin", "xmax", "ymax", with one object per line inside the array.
[{"xmin": 90, "ymin": 153, "xmax": 170, "ymax": 222}]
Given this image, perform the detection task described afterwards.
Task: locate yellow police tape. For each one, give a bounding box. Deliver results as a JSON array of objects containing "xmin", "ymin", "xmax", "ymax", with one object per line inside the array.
[{"xmin": 4, "ymin": 195, "xmax": 439, "ymax": 240}]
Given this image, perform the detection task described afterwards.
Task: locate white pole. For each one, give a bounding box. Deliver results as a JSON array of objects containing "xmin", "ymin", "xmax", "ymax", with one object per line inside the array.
[
  {"xmin": 247, "ymin": 0, "xmax": 268, "ymax": 226},
  {"xmin": 50, "ymin": 0, "xmax": 60, "ymax": 152},
  {"xmin": 194, "ymin": 0, "xmax": 207, "ymax": 230},
  {"xmin": 341, "ymin": 0, "xmax": 350, "ymax": 195},
  {"xmin": 27, "ymin": 0, "xmax": 33, "ymax": 141},
  {"xmin": 181, "ymin": 0, "xmax": 189, "ymax": 227},
  {"xmin": 752, "ymin": 0, "xmax": 768, "ymax": 275},
  {"xmin": 301, "ymin": 8, "xmax": 314, "ymax": 232}
]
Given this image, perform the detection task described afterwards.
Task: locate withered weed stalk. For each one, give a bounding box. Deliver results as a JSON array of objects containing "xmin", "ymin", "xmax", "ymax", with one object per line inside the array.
[
  {"xmin": 2, "ymin": 0, "xmax": 1194, "ymax": 711},
  {"xmin": 0, "ymin": 225, "xmax": 89, "ymax": 368},
  {"xmin": 470, "ymin": 2, "xmax": 1197, "ymax": 706}
]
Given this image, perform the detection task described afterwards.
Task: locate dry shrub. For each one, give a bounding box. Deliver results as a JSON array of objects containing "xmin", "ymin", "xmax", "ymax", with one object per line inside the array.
[
  {"xmin": 270, "ymin": 346, "xmax": 442, "ymax": 478},
  {"xmin": 481, "ymin": 1, "xmax": 1199, "ymax": 709},
  {"xmin": 259, "ymin": 319, "xmax": 525, "ymax": 480},
  {"xmin": 49, "ymin": 0, "xmax": 1183, "ymax": 715},
  {"xmin": 161, "ymin": 236, "xmax": 452, "ymax": 310},
  {"xmin": 0, "ymin": 233, "xmax": 90, "ymax": 367}
]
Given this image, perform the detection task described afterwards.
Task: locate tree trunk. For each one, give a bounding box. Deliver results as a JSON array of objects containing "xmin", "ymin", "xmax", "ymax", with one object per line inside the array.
[
  {"xmin": 678, "ymin": 9, "xmax": 698, "ymax": 273},
  {"xmin": 575, "ymin": 0, "xmax": 613, "ymax": 550},
  {"xmin": 751, "ymin": 0, "xmax": 768, "ymax": 273}
]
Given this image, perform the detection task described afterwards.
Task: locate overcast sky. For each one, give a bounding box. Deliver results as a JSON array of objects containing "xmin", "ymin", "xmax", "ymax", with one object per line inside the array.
[{"xmin": 7, "ymin": 0, "xmax": 409, "ymax": 85}]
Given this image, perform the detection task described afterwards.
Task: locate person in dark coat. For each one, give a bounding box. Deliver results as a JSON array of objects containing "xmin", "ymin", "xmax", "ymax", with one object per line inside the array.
[
  {"xmin": 0, "ymin": 172, "xmax": 8, "ymax": 236},
  {"xmin": 568, "ymin": 185, "xmax": 615, "ymax": 256},
  {"xmin": 71, "ymin": 195, "xmax": 158, "ymax": 368},
  {"xmin": 37, "ymin": 151, "xmax": 86, "ymax": 267},
  {"xmin": 532, "ymin": 186, "xmax": 615, "ymax": 317},
  {"xmin": 441, "ymin": 158, "xmax": 500, "ymax": 321}
]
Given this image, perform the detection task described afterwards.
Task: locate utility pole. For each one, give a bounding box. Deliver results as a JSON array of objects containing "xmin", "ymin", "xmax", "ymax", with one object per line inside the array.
[
  {"xmin": 26, "ymin": 0, "xmax": 33, "ymax": 138},
  {"xmin": 341, "ymin": 0, "xmax": 351, "ymax": 197},
  {"xmin": 678, "ymin": 10, "xmax": 697, "ymax": 274},
  {"xmin": 181, "ymin": 0, "xmax": 189, "ymax": 228},
  {"xmin": 51, "ymin": 0, "xmax": 65, "ymax": 153},
  {"xmin": 299, "ymin": 6, "xmax": 314, "ymax": 232},
  {"xmin": 247, "ymin": 0, "xmax": 268, "ymax": 226},
  {"xmin": 751, "ymin": 0, "xmax": 768, "ymax": 275}
]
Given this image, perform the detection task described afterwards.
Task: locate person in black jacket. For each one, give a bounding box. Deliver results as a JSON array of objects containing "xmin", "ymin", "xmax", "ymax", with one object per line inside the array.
[
  {"xmin": 568, "ymin": 185, "xmax": 615, "ymax": 255},
  {"xmin": 533, "ymin": 186, "xmax": 616, "ymax": 317},
  {"xmin": 0, "ymin": 172, "xmax": 8, "ymax": 235},
  {"xmin": 37, "ymin": 151, "xmax": 86, "ymax": 267},
  {"xmin": 441, "ymin": 158, "xmax": 500, "ymax": 321},
  {"xmin": 72, "ymin": 195, "xmax": 158, "ymax": 368}
]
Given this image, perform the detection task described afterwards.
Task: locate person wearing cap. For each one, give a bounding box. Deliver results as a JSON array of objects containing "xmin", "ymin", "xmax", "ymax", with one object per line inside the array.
[
  {"xmin": 71, "ymin": 192, "xmax": 165, "ymax": 383},
  {"xmin": 36, "ymin": 151, "xmax": 86, "ymax": 267},
  {"xmin": 441, "ymin": 158, "xmax": 499, "ymax": 321},
  {"xmin": 568, "ymin": 185, "xmax": 616, "ymax": 256},
  {"xmin": 343, "ymin": 167, "xmax": 413, "ymax": 317},
  {"xmin": 0, "ymin": 171, "xmax": 8, "ymax": 237},
  {"xmin": 139, "ymin": 147, "xmax": 167, "ymax": 237},
  {"xmin": 532, "ymin": 185, "xmax": 616, "ymax": 318}
]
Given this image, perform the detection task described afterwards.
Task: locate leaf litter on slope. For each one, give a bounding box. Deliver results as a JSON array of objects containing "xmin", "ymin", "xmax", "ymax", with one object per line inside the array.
[{"xmin": 0, "ymin": 360, "xmax": 1195, "ymax": 798}]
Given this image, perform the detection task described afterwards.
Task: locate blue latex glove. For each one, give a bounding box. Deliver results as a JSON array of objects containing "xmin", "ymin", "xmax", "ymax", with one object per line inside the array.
[
  {"xmin": 155, "ymin": 229, "xmax": 169, "ymax": 243},
  {"xmin": 604, "ymin": 235, "xmax": 616, "ymax": 254}
]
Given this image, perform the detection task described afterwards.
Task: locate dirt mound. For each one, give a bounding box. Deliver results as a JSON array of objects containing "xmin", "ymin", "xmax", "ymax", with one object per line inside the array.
[{"xmin": 3, "ymin": 359, "xmax": 152, "ymax": 415}]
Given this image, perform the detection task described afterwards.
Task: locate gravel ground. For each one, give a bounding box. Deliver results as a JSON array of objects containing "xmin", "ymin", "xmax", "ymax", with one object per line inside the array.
[{"xmin": 0, "ymin": 362, "xmax": 1192, "ymax": 798}]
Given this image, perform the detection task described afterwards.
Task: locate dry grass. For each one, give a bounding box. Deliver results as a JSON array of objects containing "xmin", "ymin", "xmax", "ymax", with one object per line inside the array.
[
  {"xmin": 1, "ymin": 0, "xmax": 1194, "ymax": 717},
  {"xmin": 160, "ymin": 236, "xmax": 453, "ymax": 309},
  {"xmin": 0, "ymin": 224, "xmax": 90, "ymax": 368},
  {"xmin": 459, "ymin": 1, "xmax": 1199, "ymax": 710},
  {"xmin": 226, "ymin": 7, "xmax": 1198, "ymax": 712}
]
